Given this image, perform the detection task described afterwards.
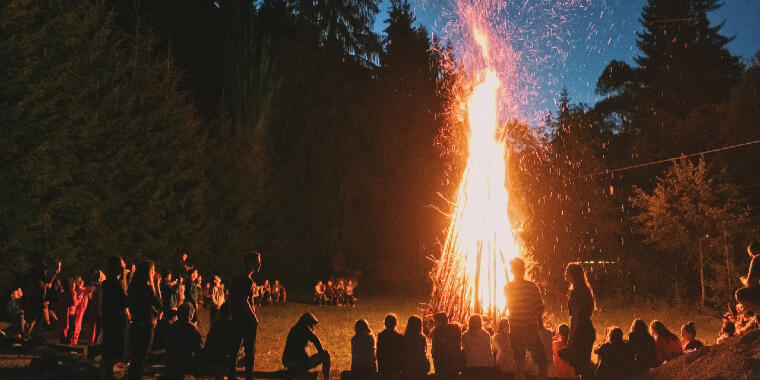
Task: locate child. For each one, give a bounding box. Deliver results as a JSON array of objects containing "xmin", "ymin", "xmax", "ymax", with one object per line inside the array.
[
  {"xmin": 717, "ymin": 320, "xmax": 735, "ymax": 344},
  {"xmin": 594, "ymin": 327, "xmax": 632, "ymax": 380},
  {"xmin": 492, "ymin": 319, "xmax": 516, "ymax": 377},
  {"xmin": 553, "ymin": 324, "xmax": 575, "ymax": 379},
  {"xmin": 650, "ymin": 320, "xmax": 682, "ymax": 364},
  {"xmin": 681, "ymin": 322, "xmax": 704, "ymax": 351}
]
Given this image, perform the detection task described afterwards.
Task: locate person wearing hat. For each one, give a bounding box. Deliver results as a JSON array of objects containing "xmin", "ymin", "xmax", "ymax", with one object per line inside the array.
[{"xmin": 282, "ymin": 312, "xmax": 331, "ymax": 379}]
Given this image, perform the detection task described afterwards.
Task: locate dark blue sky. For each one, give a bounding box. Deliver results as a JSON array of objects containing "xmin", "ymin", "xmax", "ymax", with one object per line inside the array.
[{"xmin": 373, "ymin": 0, "xmax": 760, "ymax": 125}]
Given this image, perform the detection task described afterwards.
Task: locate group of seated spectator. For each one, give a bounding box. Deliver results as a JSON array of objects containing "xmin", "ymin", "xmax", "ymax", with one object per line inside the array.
[
  {"xmin": 313, "ymin": 279, "xmax": 357, "ymax": 307},
  {"xmin": 252, "ymin": 279, "xmax": 287, "ymax": 305}
]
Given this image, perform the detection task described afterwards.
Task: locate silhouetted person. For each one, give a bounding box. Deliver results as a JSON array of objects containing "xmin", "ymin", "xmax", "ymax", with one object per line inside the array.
[
  {"xmin": 505, "ymin": 258, "xmax": 546, "ymax": 380},
  {"xmin": 736, "ymin": 242, "xmax": 760, "ymax": 314},
  {"xmin": 430, "ymin": 312, "xmax": 462, "ymax": 378},
  {"xmin": 228, "ymin": 251, "xmax": 262, "ymax": 380},
  {"xmin": 492, "ymin": 318, "xmax": 516, "ymax": 378},
  {"xmin": 461, "ymin": 314, "xmax": 495, "ymax": 377},
  {"xmin": 282, "ymin": 313, "xmax": 331, "ymax": 378},
  {"xmin": 650, "ymin": 320, "xmax": 682, "ymax": 365},
  {"xmin": 165, "ymin": 302, "xmax": 203, "ymax": 380},
  {"xmin": 153, "ymin": 307, "xmax": 177, "ymax": 352},
  {"xmin": 25, "ymin": 261, "xmax": 60, "ymax": 338},
  {"xmin": 627, "ymin": 319, "xmax": 657, "ymax": 375},
  {"xmin": 161, "ymin": 272, "xmax": 180, "ymax": 312},
  {"xmin": 552, "ymin": 324, "xmax": 575, "ymax": 379},
  {"xmin": 557, "ymin": 262, "xmax": 595, "ymax": 380},
  {"xmin": 342, "ymin": 319, "xmax": 376, "ymax": 379},
  {"xmin": 101, "ymin": 256, "xmax": 129, "ymax": 380},
  {"xmin": 127, "ymin": 260, "xmax": 162, "ymax": 380},
  {"xmin": 402, "ymin": 315, "xmax": 430, "ymax": 378},
  {"xmin": 377, "ymin": 313, "xmax": 404, "ymax": 377},
  {"xmin": 681, "ymin": 321, "xmax": 704, "ymax": 351},
  {"xmin": 593, "ymin": 327, "xmax": 632, "ymax": 380},
  {"xmin": 717, "ymin": 319, "xmax": 735, "ymax": 344},
  {"xmin": 204, "ymin": 303, "xmax": 238, "ymax": 377}
]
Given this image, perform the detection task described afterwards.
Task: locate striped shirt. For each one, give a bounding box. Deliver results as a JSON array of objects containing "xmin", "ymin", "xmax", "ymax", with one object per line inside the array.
[{"xmin": 505, "ymin": 280, "xmax": 544, "ymax": 328}]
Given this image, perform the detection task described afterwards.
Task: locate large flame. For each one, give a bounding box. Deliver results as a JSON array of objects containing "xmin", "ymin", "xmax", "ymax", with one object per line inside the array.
[{"xmin": 429, "ymin": 28, "xmax": 521, "ymax": 322}]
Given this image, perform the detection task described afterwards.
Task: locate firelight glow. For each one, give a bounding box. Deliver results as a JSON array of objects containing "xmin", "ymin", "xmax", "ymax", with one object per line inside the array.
[{"xmin": 428, "ymin": 28, "xmax": 522, "ymax": 322}]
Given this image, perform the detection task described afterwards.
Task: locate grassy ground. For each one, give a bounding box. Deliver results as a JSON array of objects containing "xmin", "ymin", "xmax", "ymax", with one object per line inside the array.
[{"xmin": 194, "ymin": 295, "xmax": 722, "ymax": 376}]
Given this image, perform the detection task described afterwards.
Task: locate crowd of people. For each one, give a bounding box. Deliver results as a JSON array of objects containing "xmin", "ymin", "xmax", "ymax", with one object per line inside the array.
[
  {"xmin": 2, "ymin": 242, "xmax": 759, "ymax": 379},
  {"xmin": 313, "ymin": 279, "xmax": 357, "ymax": 307}
]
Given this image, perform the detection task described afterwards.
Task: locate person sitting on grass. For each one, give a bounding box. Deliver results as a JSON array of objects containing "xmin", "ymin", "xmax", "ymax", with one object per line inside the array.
[
  {"xmin": 736, "ymin": 242, "xmax": 760, "ymax": 315},
  {"xmin": 552, "ymin": 324, "xmax": 575, "ymax": 379},
  {"xmin": 717, "ymin": 320, "xmax": 735, "ymax": 344},
  {"xmin": 431, "ymin": 312, "xmax": 463, "ymax": 379},
  {"xmin": 461, "ymin": 314, "xmax": 495, "ymax": 375},
  {"xmin": 282, "ymin": 313, "xmax": 331, "ymax": 379},
  {"xmin": 681, "ymin": 321, "xmax": 704, "ymax": 351},
  {"xmin": 153, "ymin": 308, "xmax": 177, "ymax": 353},
  {"xmin": 402, "ymin": 315, "xmax": 430, "ymax": 378},
  {"xmin": 314, "ymin": 281, "xmax": 326, "ymax": 305},
  {"xmin": 165, "ymin": 302, "xmax": 203, "ymax": 380},
  {"xmin": 492, "ymin": 318, "xmax": 516, "ymax": 378},
  {"xmin": 341, "ymin": 319, "xmax": 376, "ymax": 380},
  {"xmin": 593, "ymin": 327, "xmax": 631, "ymax": 380},
  {"xmin": 377, "ymin": 313, "xmax": 404, "ymax": 377},
  {"xmin": 650, "ymin": 320, "xmax": 682, "ymax": 364},
  {"xmin": 628, "ymin": 319, "xmax": 657, "ymax": 375}
]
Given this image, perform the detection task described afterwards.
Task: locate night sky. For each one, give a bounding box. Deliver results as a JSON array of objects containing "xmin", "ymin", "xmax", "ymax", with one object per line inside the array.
[{"xmin": 374, "ymin": 0, "xmax": 760, "ymax": 125}]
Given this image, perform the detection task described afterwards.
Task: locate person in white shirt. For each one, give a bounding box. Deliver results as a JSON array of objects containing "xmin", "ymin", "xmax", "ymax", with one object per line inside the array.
[
  {"xmin": 492, "ymin": 318, "xmax": 517, "ymax": 377},
  {"xmin": 461, "ymin": 314, "xmax": 495, "ymax": 375}
]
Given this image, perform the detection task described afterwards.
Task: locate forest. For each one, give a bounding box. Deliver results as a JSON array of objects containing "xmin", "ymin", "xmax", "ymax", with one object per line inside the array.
[{"xmin": 1, "ymin": 0, "xmax": 758, "ymax": 306}]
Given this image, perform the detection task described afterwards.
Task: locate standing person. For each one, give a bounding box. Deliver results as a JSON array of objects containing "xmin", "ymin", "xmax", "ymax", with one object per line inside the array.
[
  {"xmin": 314, "ymin": 281, "xmax": 326, "ymax": 305},
  {"xmin": 628, "ymin": 319, "xmax": 657, "ymax": 375},
  {"xmin": 70, "ymin": 277, "xmax": 91, "ymax": 345},
  {"xmin": 505, "ymin": 258, "xmax": 547, "ymax": 380},
  {"xmin": 557, "ymin": 262, "xmax": 595, "ymax": 380},
  {"xmin": 228, "ymin": 251, "xmax": 262, "ymax": 380},
  {"xmin": 184, "ymin": 269, "xmax": 201, "ymax": 319},
  {"xmin": 127, "ymin": 260, "xmax": 162, "ymax": 380},
  {"xmin": 101, "ymin": 256, "xmax": 130, "ymax": 380},
  {"xmin": 178, "ymin": 252, "xmax": 193, "ymax": 279},
  {"xmin": 61, "ymin": 279, "xmax": 80, "ymax": 343},
  {"xmin": 344, "ymin": 319, "xmax": 377, "ymax": 379},
  {"xmin": 649, "ymin": 320, "xmax": 682, "ymax": 365},
  {"xmin": 161, "ymin": 272, "xmax": 180, "ymax": 312},
  {"xmin": 5, "ymin": 288, "xmax": 26, "ymax": 340},
  {"xmin": 593, "ymin": 327, "xmax": 632, "ymax": 380},
  {"xmin": 461, "ymin": 314, "xmax": 495, "ymax": 375},
  {"xmin": 25, "ymin": 261, "xmax": 61, "ymax": 338},
  {"xmin": 85, "ymin": 270, "xmax": 105, "ymax": 344},
  {"xmin": 377, "ymin": 313, "xmax": 404, "ymax": 377},
  {"xmin": 430, "ymin": 312, "xmax": 463, "ymax": 379},
  {"xmin": 402, "ymin": 315, "xmax": 430, "ymax": 378},
  {"xmin": 492, "ymin": 319, "xmax": 516, "ymax": 378},
  {"xmin": 209, "ymin": 275, "xmax": 225, "ymax": 322},
  {"xmin": 736, "ymin": 242, "xmax": 760, "ymax": 314},
  {"xmin": 282, "ymin": 313, "xmax": 331, "ymax": 379},
  {"xmin": 681, "ymin": 321, "xmax": 704, "ymax": 351}
]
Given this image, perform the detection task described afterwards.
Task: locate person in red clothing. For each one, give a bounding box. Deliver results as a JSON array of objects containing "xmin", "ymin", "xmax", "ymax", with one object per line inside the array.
[
  {"xmin": 61, "ymin": 278, "xmax": 81, "ymax": 343},
  {"xmin": 649, "ymin": 320, "xmax": 682, "ymax": 364},
  {"xmin": 552, "ymin": 324, "xmax": 575, "ymax": 379},
  {"xmin": 70, "ymin": 277, "xmax": 91, "ymax": 345}
]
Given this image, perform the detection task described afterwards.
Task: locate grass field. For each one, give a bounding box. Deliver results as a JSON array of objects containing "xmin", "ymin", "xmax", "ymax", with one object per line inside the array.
[{"xmin": 195, "ymin": 295, "xmax": 723, "ymax": 377}]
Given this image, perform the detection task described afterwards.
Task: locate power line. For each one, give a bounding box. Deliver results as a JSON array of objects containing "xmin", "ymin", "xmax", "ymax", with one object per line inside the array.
[{"xmin": 535, "ymin": 138, "xmax": 760, "ymax": 186}]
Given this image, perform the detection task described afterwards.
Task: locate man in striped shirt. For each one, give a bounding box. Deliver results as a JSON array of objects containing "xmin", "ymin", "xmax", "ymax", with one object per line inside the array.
[{"xmin": 505, "ymin": 257, "xmax": 547, "ymax": 380}]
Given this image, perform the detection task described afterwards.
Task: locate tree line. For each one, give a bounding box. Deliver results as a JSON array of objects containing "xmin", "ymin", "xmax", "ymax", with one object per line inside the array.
[{"xmin": 1, "ymin": 0, "xmax": 758, "ymax": 306}]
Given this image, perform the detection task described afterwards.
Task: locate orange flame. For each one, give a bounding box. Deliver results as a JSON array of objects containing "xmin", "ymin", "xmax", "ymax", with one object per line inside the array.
[{"xmin": 430, "ymin": 27, "xmax": 521, "ymax": 321}]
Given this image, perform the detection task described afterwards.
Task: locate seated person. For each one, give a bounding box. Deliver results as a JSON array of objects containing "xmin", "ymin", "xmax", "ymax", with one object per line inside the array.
[
  {"xmin": 430, "ymin": 312, "xmax": 463, "ymax": 378},
  {"xmin": 552, "ymin": 324, "xmax": 575, "ymax": 379},
  {"xmin": 165, "ymin": 303, "xmax": 203, "ymax": 380},
  {"xmin": 681, "ymin": 322, "xmax": 704, "ymax": 351},
  {"xmin": 341, "ymin": 319, "xmax": 376, "ymax": 379},
  {"xmin": 343, "ymin": 281, "xmax": 356, "ymax": 307},
  {"xmin": 650, "ymin": 320, "xmax": 682, "ymax": 364},
  {"xmin": 203, "ymin": 303, "xmax": 238, "ymax": 375},
  {"xmin": 594, "ymin": 327, "xmax": 632, "ymax": 380},
  {"xmin": 402, "ymin": 315, "xmax": 430, "ymax": 377},
  {"xmin": 736, "ymin": 242, "xmax": 760, "ymax": 314},
  {"xmin": 314, "ymin": 281, "xmax": 326, "ymax": 305},
  {"xmin": 492, "ymin": 319, "xmax": 516, "ymax": 377},
  {"xmin": 282, "ymin": 313, "xmax": 331, "ymax": 378},
  {"xmin": 153, "ymin": 308, "xmax": 177, "ymax": 353},
  {"xmin": 716, "ymin": 320, "xmax": 735, "ymax": 344},
  {"xmin": 377, "ymin": 313, "xmax": 404, "ymax": 377},
  {"xmin": 272, "ymin": 280, "xmax": 287, "ymax": 305}
]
